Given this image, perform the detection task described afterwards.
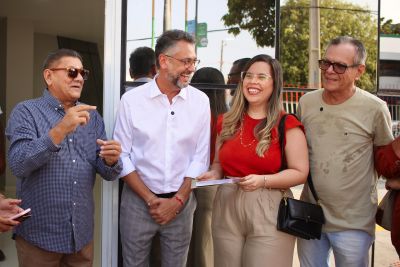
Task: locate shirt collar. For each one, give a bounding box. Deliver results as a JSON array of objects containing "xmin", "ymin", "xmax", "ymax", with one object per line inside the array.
[
  {"xmin": 149, "ymin": 76, "xmax": 188, "ymax": 100},
  {"xmin": 43, "ymin": 89, "xmax": 79, "ymax": 110}
]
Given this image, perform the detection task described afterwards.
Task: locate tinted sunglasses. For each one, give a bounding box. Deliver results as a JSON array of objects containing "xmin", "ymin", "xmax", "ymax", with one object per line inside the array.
[
  {"xmin": 318, "ymin": 59, "xmax": 359, "ymax": 74},
  {"xmin": 50, "ymin": 67, "xmax": 90, "ymax": 80}
]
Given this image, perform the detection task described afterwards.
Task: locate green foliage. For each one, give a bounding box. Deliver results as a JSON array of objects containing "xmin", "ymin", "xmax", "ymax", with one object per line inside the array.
[
  {"xmin": 381, "ymin": 18, "xmax": 400, "ymax": 35},
  {"xmin": 222, "ymin": 0, "xmax": 276, "ymax": 47},
  {"xmin": 222, "ymin": 0, "xmax": 378, "ymax": 92},
  {"xmin": 280, "ymin": 0, "xmax": 377, "ymax": 92}
]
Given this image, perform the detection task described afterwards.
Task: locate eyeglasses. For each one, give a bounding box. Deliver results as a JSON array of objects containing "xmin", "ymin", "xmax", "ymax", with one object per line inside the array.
[
  {"xmin": 318, "ymin": 59, "xmax": 359, "ymax": 74},
  {"xmin": 241, "ymin": 71, "xmax": 272, "ymax": 81},
  {"xmin": 49, "ymin": 67, "xmax": 90, "ymax": 80},
  {"xmin": 164, "ymin": 54, "xmax": 200, "ymax": 68}
]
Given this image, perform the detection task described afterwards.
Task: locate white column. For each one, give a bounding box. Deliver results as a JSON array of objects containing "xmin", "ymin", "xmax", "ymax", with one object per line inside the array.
[{"xmin": 102, "ymin": 0, "xmax": 122, "ymax": 266}]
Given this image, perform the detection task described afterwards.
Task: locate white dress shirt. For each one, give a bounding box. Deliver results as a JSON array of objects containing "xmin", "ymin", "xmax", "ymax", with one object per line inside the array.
[{"xmin": 114, "ymin": 79, "xmax": 210, "ymax": 194}]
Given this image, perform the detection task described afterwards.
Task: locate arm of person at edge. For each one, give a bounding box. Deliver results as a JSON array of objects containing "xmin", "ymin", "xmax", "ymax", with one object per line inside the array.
[
  {"xmin": 0, "ymin": 194, "xmax": 24, "ymax": 232},
  {"xmin": 375, "ymin": 137, "xmax": 400, "ymax": 190}
]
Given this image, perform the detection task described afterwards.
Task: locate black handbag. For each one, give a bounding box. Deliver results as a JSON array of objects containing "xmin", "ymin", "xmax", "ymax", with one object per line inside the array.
[{"xmin": 276, "ymin": 114, "xmax": 325, "ymax": 240}]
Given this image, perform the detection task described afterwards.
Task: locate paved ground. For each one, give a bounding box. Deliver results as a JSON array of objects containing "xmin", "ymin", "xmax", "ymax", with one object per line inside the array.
[{"xmin": 291, "ymin": 180, "xmax": 398, "ymax": 267}]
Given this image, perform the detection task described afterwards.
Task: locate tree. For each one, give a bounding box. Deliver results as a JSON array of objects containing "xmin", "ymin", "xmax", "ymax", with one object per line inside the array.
[
  {"xmin": 222, "ymin": 0, "xmax": 378, "ymax": 91},
  {"xmin": 222, "ymin": 0, "xmax": 276, "ymax": 47},
  {"xmin": 381, "ymin": 18, "xmax": 400, "ymax": 35}
]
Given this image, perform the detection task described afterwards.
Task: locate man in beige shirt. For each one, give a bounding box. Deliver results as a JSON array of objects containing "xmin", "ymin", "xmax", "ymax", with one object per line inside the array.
[{"xmin": 297, "ymin": 36, "xmax": 393, "ymax": 267}]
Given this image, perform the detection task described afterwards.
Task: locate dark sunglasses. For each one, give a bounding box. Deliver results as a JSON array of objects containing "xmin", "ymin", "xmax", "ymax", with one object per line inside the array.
[
  {"xmin": 318, "ymin": 59, "xmax": 359, "ymax": 74},
  {"xmin": 50, "ymin": 67, "xmax": 90, "ymax": 80}
]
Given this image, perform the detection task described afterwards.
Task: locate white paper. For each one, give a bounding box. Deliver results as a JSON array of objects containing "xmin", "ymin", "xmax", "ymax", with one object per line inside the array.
[{"xmin": 192, "ymin": 177, "xmax": 242, "ymax": 188}]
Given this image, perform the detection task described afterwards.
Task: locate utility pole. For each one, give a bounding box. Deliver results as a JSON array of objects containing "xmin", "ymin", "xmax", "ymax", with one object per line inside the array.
[
  {"xmin": 163, "ymin": 0, "xmax": 171, "ymax": 32},
  {"xmin": 308, "ymin": 0, "xmax": 321, "ymax": 88}
]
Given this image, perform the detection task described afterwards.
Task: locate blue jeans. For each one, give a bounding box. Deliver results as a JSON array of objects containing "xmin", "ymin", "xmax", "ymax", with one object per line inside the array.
[{"xmin": 297, "ymin": 230, "xmax": 374, "ymax": 267}]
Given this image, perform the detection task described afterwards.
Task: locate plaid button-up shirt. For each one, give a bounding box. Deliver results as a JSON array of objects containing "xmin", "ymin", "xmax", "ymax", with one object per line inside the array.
[{"xmin": 6, "ymin": 89, "xmax": 122, "ymax": 253}]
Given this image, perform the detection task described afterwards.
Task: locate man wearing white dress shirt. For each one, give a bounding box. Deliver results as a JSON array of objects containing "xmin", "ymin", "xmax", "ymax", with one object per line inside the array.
[{"xmin": 113, "ymin": 29, "xmax": 210, "ymax": 267}]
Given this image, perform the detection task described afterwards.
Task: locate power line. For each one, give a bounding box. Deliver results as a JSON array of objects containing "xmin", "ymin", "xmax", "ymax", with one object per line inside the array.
[{"xmin": 282, "ymin": 5, "xmax": 377, "ymax": 15}]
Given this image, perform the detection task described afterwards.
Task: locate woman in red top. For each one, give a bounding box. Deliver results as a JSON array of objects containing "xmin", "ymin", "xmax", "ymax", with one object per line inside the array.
[{"xmin": 198, "ymin": 54, "xmax": 309, "ymax": 267}]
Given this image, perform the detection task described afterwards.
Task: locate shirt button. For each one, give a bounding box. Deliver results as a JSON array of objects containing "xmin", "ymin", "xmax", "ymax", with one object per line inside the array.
[
  {"xmin": 72, "ymin": 160, "xmax": 76, "ymax": 163},
  {"xmin": 73, "ymin": 202, "xmax": 76, "ymax": 206},
  {"xmin": 171, "ymin": 111, "xmax": 175, "ymax": 115},
  {"xmin": 74, "ymin": 181, "xmax": 77, "ymax": 184},
  {"xmin": 69, "ymin": 139, "xmax": 73, "ymax": 142},
  {"xmin": 72, "ymin": 224, "xmax": 75, "ymax": 227},
  {"xmin": 54, "ymin": 108, "xmax": 57, "ymax": 111}
]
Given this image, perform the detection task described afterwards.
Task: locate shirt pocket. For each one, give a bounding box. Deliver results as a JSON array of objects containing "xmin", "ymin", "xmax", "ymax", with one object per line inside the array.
[{"xmin": 77, "ymin": 131, "xmax": 97, "ymax": 163}]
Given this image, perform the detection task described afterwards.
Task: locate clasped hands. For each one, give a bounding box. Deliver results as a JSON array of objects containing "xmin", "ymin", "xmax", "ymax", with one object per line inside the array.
[
  {"xmin": 147, "ymin": 197, "xmax": 182, "ymax": 225},
  {"xmin": 197, "ymin": 170, "xmax": 266, "ymax": 192}
]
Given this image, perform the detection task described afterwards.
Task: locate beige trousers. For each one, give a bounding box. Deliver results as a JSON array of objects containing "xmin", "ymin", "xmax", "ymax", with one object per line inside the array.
[{"xmin": 212, "ymin": 184, "xmax": 295, "ymax": 267}]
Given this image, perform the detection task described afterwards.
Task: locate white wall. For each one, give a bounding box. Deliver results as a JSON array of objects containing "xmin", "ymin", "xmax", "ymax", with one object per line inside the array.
[
  {"xmin": 33, "ymin": 33, "xmax": 58, "ymax": 97},
  {"xmin": 5, "ymin": 18, "xmax": 34, "ymax": 191}
]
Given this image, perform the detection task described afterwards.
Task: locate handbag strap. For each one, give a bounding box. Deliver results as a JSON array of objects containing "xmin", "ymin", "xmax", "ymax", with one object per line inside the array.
[{"xmin": 278, "ymin": 113, "xmax": 321, "ymax": 203}]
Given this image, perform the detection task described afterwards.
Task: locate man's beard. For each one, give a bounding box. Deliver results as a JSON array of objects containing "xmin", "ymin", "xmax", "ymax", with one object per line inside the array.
[{"xmin": 168, "ymin": 71, "xmax": 192, "ymax": 89}]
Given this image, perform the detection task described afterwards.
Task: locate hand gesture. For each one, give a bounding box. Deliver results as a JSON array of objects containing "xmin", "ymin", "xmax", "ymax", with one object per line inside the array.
[
  {"xmin": 238, "ymin": 174, "xmax": 263, "ymax": 192},
  {"xmin": 50, "ymin": 105, "xmax": 97, "ymax": 145},
  {"xmin": 60, "ymin": 105, "xmax": 97, "ymax": 134},
  {"xmin": 97, "ymin": 139, "xmax": 121, "ymax": 166}
]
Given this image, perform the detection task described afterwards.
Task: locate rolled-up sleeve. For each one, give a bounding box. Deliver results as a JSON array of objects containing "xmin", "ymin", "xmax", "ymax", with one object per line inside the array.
[
  {"xmin": 113, "ymin": 96, "xmax": 136, "ymax": 178},
  {"xmin": 185, "ymin": 104, "xmax": 210, "ymax": 179}
]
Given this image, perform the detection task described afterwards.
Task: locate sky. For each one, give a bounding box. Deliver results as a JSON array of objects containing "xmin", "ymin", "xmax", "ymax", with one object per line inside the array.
[{"xmin": 125, "ymin": 0, "xmax": 399, "ymax": 81}]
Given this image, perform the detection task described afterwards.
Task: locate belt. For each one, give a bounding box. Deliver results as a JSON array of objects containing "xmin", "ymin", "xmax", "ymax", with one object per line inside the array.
[{"xmin": 154, "ymin": 192, "xmax": 177, "ymax": 198}]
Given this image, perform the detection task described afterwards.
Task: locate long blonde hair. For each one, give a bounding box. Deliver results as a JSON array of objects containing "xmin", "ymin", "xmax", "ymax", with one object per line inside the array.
[{"xmin": 220, "ymin": 54, "xmax": 284, "ymax": 157}]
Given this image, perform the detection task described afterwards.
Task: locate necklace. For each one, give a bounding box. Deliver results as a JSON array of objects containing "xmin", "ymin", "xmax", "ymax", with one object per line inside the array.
[{"xmin": 239, "ymin": 120, "xmax": 256, "ymax": 148}]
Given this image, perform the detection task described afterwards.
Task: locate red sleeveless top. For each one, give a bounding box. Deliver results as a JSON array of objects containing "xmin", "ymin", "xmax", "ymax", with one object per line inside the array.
[{"xmin": 217, "ymin": 113, "xmax": 304, "ymax": 177}]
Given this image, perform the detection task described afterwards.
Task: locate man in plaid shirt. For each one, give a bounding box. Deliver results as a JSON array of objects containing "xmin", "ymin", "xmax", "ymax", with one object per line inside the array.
[{"xmin": 6, "ymin": 49, "xmax": 122, "ymax": 267}]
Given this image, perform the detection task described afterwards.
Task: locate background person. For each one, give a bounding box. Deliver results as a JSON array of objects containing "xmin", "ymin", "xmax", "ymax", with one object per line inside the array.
[
  {"xmin": 6, "ymin": 49, "xmax": 122, "ymax": 267},
  {"xmin": 187, "ymin": 67, "xmax": 227, "ymax": 267},
  {"xmin": 125, "ymin": 46, "xmax": 157, "ymax": 93},
  {"xmin": 199, "ymin": 54, "xmax": 308, "ymax": 267},
  {"xmin": 114, "ymin": 29, "xmax": 210, "ymax": 267},
  {"xmin": 228, "ymin": 58, "xmax": 250, "ymax": 96},
  {"xmin": 296, "ymin": 36, "xmax": 394, "ymax": 267}
]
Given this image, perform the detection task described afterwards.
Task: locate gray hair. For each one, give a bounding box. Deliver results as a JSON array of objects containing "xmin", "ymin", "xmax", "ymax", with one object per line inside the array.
[
  {"xmin": 326, "ymin": 36, "xmax": 367, "ymax": 65},
  {"xmin": 155, "ymin": 30, "xmax": 195, "ymax": 68}
]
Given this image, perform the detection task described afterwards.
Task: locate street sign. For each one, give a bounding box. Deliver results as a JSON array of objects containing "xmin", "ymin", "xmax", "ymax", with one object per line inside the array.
[{"xmin": 196, "ymin": 22, "xmax": 208, "ymax": 48}]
